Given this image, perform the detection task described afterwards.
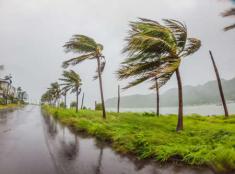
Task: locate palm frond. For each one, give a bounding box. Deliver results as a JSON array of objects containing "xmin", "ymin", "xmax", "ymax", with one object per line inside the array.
[
  {"xmin": 224, "ymin": 23, "xmax": 235, "ymax": 31},
  {"xmin": 63, "ymin": 35, "xmax": 97, "ymax": 53},
  {"xmin": 180, "ymin": 38, "xmax": 201, "ymax": 57},
  {"xmin": 59, "ymin": 70, "xmax": 82, "ymax": 95},
  {"xmin": 163, "ymin": 19, "xmax": 187, "ymax": 53},
  {"xmin": 62, "ymin": 53, "xmax": 95, "ymax": 68},
  {"xmin": 123, "ymin": 75, "xmax": 150, "ymax": 89},
  {"xmin": 222, "ymin": 8, "xmax": 235, "ymax": 17}
]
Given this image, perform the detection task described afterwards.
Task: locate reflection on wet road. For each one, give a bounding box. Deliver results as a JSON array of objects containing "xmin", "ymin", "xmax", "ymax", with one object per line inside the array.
[{"xmin": 0, "ymin": 106, "xmax": 214, "ymax": 174}]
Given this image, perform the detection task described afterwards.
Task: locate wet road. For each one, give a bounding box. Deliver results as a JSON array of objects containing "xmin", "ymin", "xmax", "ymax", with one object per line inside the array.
[{"xmin": 0, "ymin": 106, "xmax": 214, "ymax": 174}]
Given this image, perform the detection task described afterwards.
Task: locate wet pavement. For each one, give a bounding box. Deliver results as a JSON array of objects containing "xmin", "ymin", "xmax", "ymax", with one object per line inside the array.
[{"xmin": 0, "ymin": 106, "xmax": 215, "ymax": 174}]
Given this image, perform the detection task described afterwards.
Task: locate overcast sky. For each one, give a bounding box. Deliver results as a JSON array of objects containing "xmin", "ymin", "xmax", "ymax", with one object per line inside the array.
[{"xmin": 0, "ymin": 0, "xmax": 234, "ymax": 107}]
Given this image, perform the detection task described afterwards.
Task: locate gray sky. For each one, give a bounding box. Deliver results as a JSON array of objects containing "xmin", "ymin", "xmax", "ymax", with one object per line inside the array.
[{"xmin": 0, "ymin": 0, "xmax": 234, "ymax": 107}]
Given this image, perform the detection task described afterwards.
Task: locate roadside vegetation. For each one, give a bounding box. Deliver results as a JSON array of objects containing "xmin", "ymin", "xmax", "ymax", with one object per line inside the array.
[
  {"xmin": 42, "ymin": 105, "xmax": 235, "ymax": 173},
  {"xmin": 0, "ymin": 103, "xmax": 22, "ymax": 110},
  {"xmin": 0, "ymin": 65, "xmax": 28, "ymax": 108}
]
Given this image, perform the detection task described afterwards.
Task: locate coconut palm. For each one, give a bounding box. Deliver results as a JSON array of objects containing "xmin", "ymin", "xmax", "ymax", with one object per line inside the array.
[
  {"xmin": 4, "ymin": 74, "xmax": 12, "ymax": 104},
  {"xmin": 118, "ymin": 18, "xmax": 201, "ymax": 131},
  {"xmin": 62, "ymin": 35, "xmax": 106, "ymax": 118},
  {"xmin": 60, "ymin": 87, "xmax": 69, "ymax": 108},
  {"xmin": 59, "ymin": 70, "xmax": 82, "ymax": 112},
  {"xmin": 48, "ymin": 82, "xmax": 61, "ymax": 107},
  {"xmin": 41, "ymin": 90, "xmax": 54, "ymax": 105}
]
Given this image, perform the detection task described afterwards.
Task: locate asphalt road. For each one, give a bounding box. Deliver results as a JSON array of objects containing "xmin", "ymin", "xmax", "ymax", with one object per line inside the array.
[{"xmin": 0, "ymin": 106, "xmax": 58, "ymax": 174}]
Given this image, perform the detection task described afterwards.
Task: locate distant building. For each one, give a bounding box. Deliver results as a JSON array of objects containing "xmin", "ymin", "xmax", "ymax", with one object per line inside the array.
[
  {"xmin": 0, "ymin": 78, "xmax": 9, "ymax": 98},
  {"xmin": 0, "ymin": 78, "xmax": 17, "ymax": 103}
]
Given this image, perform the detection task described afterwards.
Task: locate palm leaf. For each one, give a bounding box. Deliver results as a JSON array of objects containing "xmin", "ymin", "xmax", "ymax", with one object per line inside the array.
[
  {"xmin": 180, "ymin": 38, "xmax": 201, "ymax": 57},
  {"xmin": 163, "ymin": 19, "xmax": 187, "ymax": 53},
  {"xmin": 62, "ymin": 53, "xmax": 95, "ymax": 68}
]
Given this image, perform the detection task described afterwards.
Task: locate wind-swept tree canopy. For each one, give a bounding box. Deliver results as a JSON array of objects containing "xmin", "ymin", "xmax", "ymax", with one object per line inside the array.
[
  {"xmin": 59, "ymin": 70, "xmax": 82, "ymax": 112},
  {"xmin": 118, "ymin": 18, "xmax": 201, "ymax": 89},
  {"xmin": 62, "ymin": 34, "xmax": 107, "ymax": 118},
  {"xmin": 59, "ymin": 70, "xmax": 82, "ymax": 93},
  {"xmin": 118, "ymin": 18, "xmax": 201, "ymax": 131},
  {"xmin": 62, "ymin": 35, "xmax": 106, "ymax": 79}
]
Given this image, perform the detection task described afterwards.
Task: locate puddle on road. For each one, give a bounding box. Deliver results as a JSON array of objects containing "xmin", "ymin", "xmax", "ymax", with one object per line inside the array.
[{"xmin": 42, "ymin": 113, "xmax": 214, "ymax": 174}]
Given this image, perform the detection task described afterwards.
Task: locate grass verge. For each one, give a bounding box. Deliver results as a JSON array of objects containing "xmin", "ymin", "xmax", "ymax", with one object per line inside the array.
[
  {"xmin": 42, "ymin": 105, "xmax": 235, "ymax": 173},
  {"xmin": 0, "ymin": 104, "xmax": 22, "ymax": 110}
]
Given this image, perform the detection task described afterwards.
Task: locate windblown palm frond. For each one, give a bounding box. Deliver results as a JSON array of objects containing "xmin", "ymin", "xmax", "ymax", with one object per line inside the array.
[
  {"xmin": 47, "ymin": 82, "xmax": 61, "ymax": 103},
  {"xmin": 180, "ymin": 38, "xmax": 201, "ymax": 57},
  {"xmin": 118, "ymin": 18, "xmax": 200, "ymax": 90},
  {"xmin": 62, "ymin": 35, "xmax": 105, "ymax": 81},
  {"xmin": 62, "ymin": 53, "xmax": 95, "ymax": 68},
  {"xmin": 59, "ymin": 70, "xmax": 82, "ymax": 93},
  {"xmin": 64, "ymin": 35, "xmax": 98, "ymax": 53},
  {"xmin": 222, "ymin": 8, "xmax": 235, "ymax": 31},
  {"xmin": 163, "ymin": 19, "xmax": 187, "ymax": 52}
]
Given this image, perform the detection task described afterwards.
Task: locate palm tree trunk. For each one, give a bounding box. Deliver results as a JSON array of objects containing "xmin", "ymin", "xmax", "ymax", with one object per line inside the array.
[
  {"xmin": 81, "ymin": 92, "xmax": 84, "ymax": 109},
  {"xmin": 117, "ymin": 85, "xmax": 120, "ymax": 113},
  {"xmin": 155, "ymin": 79, "xmax": 160, "ymax": 116},
  {"xmin": 209, "ymin": 51, "xmax": 229, "ymax": 117},
  {"xmin": 76, "ymin": 88, "xmax": 79, "ymax": 112},
  {"xmin": 97, "ymin": 57, "xmax": 106, "ymax": 119},
  {"xmin": 176, "ymin": 68, "xmax": 183, "ymax": 131},
  {"xmin": 64, "ymin": 92, "xmax": 67, "ymax": 108}
]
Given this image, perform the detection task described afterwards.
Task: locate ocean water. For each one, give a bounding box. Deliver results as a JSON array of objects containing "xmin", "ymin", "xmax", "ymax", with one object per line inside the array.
[{"xmin": 107, "ymin": 103, "xmax": 235, "ymax": 115}]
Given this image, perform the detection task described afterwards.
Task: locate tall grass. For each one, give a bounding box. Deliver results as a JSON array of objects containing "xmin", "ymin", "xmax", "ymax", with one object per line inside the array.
[{"xmin": 42, "ymin": 105, "xmax": 235, "ymax": 173}]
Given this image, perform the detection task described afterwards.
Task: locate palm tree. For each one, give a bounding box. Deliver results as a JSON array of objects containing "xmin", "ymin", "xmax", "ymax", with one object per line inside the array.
[
  {"xmin": 62, "ymin": 35, "xmax": 107, "ymax": 119},
  {"xmin": 209, "ymin": 51, "xmax": 229, "ymax": 117},
  {"xmin": 17, "ymin": 87, "xmax": 22, "ymax": 103},
  {"xmin": 222, "ymin": 8, "xmax": 235, "ymax": 31},
  {"xmin": 41, "ymin": 89, "xmax": 54, "ymax": 105},
  {"xmin": 80, "ymin": 92, "xmax": 85, "ymax": 109},
  {"xmin": 117, "ymin": 85, "xmax": 120, "ymax": 113},
  {"xmin": 48, "ymin": 82, "xmax": 61, "ymax": 107},
  {"xmin": 59, "ymin": 70, "xmax": 82, "ymax": 112},
  {"xmin": 4, "ymin": 74, "xmax": 12, "ymax": 104},
  {"xmin": 60, "ymin": 87, "xmax": 70, "ymax": 108},
  {"xmin": 118, "ymin": 18, "xmax": 201, "ymax": 131}
]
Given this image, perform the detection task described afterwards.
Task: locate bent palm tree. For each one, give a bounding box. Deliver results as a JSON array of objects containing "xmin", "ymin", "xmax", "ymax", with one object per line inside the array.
[
  {"xmin": 118, "ymin": 18, "xmax": 201, "ymax": 131},
  {"xmin": 48, "ymin": 82, "xmax": 61, "ymax": 107},
  {"xmin": 209, "ymin": 51, "xmax": 229, "ymax": 117},
  {"xmin": 59, "ymin": 70, "xmax": 82, "ymax": 112},
  {"xmin": 62, "ymin": 35, "xmax": 106, "ymax": 118}
]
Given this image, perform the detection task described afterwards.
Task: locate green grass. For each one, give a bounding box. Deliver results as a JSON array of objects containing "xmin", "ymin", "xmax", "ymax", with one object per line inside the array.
[
  {"xmin": 0, "ymin": 104, "xmax": 21, "ymax": 110},
  {"xmin": 42, "ymin": 105, "xmax": 235, "ymax": 173}
]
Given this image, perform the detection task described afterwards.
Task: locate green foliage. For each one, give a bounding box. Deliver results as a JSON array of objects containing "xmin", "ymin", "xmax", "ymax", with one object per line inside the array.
[
  {"xmin": 118, "ymin": 18, "xmax": 201, "ymax": 90},
  {"xmin": 59, "ymin": 102, "xmax": 65, "ymax": 108},
  {"xmin": 95, "ymin": 103, "xmax": 103, "ymax": 110},
  {"xmin": 59, "ymin": 70, "xmax": 82, "ymax": 94},
  {"xmin": 70, "ymin": 101, "xmax": 77, "ymax": 108},
  {"xmin": 0, "ymin": 98, "xmax": 5, "ymax": 105},
  {"xmin": 42, "ymin": 105, "xmax": 235, "ymax": 173},
  {"xmin": 62, "ymin": 34, "xmax": 106, "ymax": 79}
]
